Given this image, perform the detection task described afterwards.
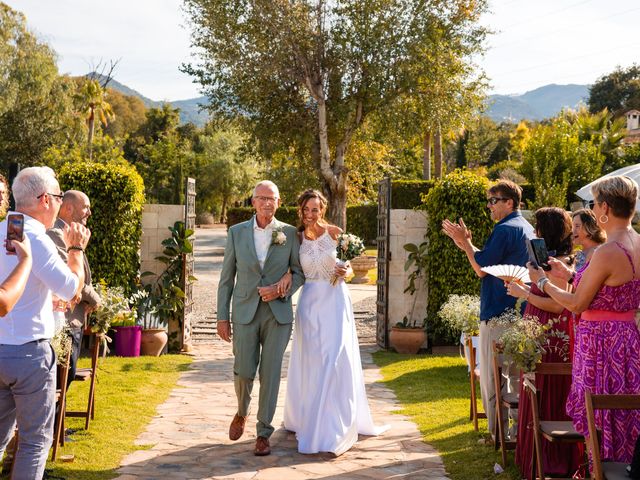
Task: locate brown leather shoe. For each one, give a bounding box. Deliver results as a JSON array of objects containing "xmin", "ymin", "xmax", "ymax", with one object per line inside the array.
[
  {"xmin": 228, "ymin": 414, "xmax": 248, "ymax": 441},
  {"xmin": 254, "ymin": 436, "xmax": 271, "ymax": 456}
]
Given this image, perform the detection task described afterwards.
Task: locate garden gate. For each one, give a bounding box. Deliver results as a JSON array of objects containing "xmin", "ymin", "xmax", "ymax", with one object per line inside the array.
[
  {"xmin": 181, "ymin": 177, "xmax": 196, "ymax": 349},
  {"xmin": 376, "ymin": 177, "xmax": 391, "ymax": 349}
]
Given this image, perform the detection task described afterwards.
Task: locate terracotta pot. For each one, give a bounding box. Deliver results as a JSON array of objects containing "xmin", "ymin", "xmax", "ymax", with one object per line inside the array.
[
  {"xmin": 350, "ymin": 255, "xmax": 377, "ymax": 284},
  {"xmin": 389, "ymin": 327, "xmax": 427, "ymax": 354},
  {"xmin": 140, "ymin": 328, "xmax": 168, "ymax": 356}
]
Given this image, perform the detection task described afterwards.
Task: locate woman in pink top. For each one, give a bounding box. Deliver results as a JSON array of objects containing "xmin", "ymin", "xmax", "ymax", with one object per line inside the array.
[{"xmin": 529, "ymin": 175, "xmax": 640, "ymax": 464}]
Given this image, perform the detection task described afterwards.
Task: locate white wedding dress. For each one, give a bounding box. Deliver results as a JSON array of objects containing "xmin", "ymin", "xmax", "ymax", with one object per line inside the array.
[{"xmin": 283, "ymin": 230, "xmax": 388, "ymax": 455}]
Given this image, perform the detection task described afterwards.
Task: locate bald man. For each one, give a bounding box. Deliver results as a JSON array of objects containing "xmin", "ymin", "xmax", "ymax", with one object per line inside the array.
[{"xmin": 47, "ymin": 190, "xmax": 101, "ymax": 389}]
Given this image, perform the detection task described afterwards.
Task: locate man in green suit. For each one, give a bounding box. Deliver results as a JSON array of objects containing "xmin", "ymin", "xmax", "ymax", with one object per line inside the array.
[{"xmin": 217, "ymin": 180, "xmax": 304, "ymax": 456}]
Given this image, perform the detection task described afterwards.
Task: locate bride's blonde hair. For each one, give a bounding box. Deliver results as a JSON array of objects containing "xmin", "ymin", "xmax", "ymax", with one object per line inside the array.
[{"xmin": 297, "ymin": 189, "xmax": 328, "ymax": 231}]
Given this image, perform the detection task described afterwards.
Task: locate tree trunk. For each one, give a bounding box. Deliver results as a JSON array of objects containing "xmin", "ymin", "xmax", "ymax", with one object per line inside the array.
[
  {"xmin": 423, "ymin": 131, "xmax": 432, "ymax": 180},
  {"xmin": 434, "ymin": 127, "xmax": 443, "ymax": 179},
  {"xmin": 323, "ymin": 171, "xmax": 348, "ymax": 230},
  {"xmin": 220, "ymin": 196, "xmax": 228, "ymax": 223},
  {"xmin": 87, "ymin": 109, "xmax": 95, "ymax": 160}
]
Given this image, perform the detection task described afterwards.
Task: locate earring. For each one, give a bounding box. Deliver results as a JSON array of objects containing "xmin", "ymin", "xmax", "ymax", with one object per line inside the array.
[{"xmin": 599, "ymin": 214, "xmax": 609, "ymax": 224}]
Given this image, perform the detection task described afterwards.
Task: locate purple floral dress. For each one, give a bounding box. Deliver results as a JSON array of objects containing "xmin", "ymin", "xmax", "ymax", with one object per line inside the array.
[{"xmin": 568, "ymin": 242, "xmax": 640, "ymax": 462}]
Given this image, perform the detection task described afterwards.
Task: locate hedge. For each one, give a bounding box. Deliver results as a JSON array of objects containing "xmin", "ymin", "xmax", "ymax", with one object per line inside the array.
[
  {"xmin": 423, "ymin": 170, "xmax": 493, "ymax": 345},
  {"xmin": 391, "ymin": 180, "xmax": 435, "ymax": 209},
  {"xmin": 59, "ymin": 161, "xmax": 145, "ymax": 293},
  {"xmin": 226, "ymin": 205, "xmax": 378, "ymax": 244}
]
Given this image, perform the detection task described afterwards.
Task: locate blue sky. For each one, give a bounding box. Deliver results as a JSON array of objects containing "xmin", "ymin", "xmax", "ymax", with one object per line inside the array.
[{"xmin": 6, "ymin": 0, "xmax": 640, "ymax": 101}]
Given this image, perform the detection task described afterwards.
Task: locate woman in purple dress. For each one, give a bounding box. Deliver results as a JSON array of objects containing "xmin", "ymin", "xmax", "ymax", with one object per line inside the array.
[
  {"xmin": 529, "ymin": 176, "xmax": 640, "ymax": 464},
  {"xmin": 507, "ymin": 207, "xmax": 581, "ymax": 479}
]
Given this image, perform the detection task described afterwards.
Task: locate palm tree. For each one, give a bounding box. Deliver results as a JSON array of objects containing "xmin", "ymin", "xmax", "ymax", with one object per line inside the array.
[{"xmin": 74, "ymin": 79, "xmax": 115, "ymax": 159}]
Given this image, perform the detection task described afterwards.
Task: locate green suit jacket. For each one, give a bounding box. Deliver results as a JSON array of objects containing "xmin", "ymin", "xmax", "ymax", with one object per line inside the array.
[{"xmin": 217, "ymin": 217, "xmax": 304, "ymax": 324}]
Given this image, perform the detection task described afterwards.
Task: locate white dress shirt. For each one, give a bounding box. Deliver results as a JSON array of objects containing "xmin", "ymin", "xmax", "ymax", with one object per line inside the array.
[
  {"xmin": 0, "ymin": 213, "xmax": 79, "ymax": 345},
  {"xmin": 253, "ymin": 216, "xmax": 276, "ymax": 270}
]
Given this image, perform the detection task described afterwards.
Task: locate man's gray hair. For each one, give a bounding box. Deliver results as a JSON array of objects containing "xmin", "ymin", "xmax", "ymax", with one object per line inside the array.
[
  {"xmin": 12, "ymin": 166, "xmax": 60, "ymax": 209},
  {"xmin": 252, "ymin": 180, "xmax": 280, "ymax": 199}
]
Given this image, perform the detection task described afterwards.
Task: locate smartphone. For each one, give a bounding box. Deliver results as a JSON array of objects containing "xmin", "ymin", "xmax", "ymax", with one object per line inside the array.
[
  {"xmin": 528, "ymin": 238, "xmax": 551, "ymax": 271},
  {"xmin": 6, "ymin": 213, "xmax": 24, "ymax": 253}
]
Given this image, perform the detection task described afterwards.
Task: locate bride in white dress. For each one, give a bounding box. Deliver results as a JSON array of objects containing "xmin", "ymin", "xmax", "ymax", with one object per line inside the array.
[{"xmin": 282, "ymin": 189, "xmax": 388, "ymax": 456}]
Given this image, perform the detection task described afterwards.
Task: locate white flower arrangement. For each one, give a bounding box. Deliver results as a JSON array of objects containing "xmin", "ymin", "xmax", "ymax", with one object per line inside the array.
[
  {"xmin": 494, "ymin": 310, "xmax": 570, "ymax": 373},
  {"xmin": 271, "ymin": 227, "xmax": 287, "ymax": 246},
  {"xmin": 438, "ymin": 294, "xmax": 480, "ymax": 336},
  {"xmin": 51, "ymin": 326, "xmax": 72, "ymax": 367}
]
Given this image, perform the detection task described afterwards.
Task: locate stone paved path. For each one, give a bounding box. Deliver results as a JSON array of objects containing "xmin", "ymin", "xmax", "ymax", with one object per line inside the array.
[{"xmin": 115, "ymin": 227, "xmax": 448, "ymax": 480}]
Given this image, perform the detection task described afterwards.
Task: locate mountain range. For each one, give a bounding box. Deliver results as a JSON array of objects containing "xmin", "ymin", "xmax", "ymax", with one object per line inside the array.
[
  {"xmin": 90, "ymin": 74, "xmax": 210, "ymax": 126},
  {"xmin": 486, "ymin": 84, "xmax": 590, "ymax": 122},
  {"xmin": 96, "ymin": 73, "xmax": 590, "ymax": 127}
]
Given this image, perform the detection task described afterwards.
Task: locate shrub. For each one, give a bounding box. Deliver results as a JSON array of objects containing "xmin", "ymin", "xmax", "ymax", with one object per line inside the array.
[
  {"xmin": 391, "ymin": 180, "xmax": 435, "ymax": 209},
  {"xmin": 225, "ymin": 204, "xmax": 378, "ymax": 244},
  {"xmin": 59, "ymin": 161, "xmax": 145, "ymax": 293},
  {"xmin": 423, "ymin": 170, "xmax": 493, "ymax": 345}
]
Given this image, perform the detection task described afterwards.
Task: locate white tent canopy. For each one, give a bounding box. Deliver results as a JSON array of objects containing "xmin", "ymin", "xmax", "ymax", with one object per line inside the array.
[{"xmin": 575, "ymin": 163, "xmax": 640, "ymax": 210}]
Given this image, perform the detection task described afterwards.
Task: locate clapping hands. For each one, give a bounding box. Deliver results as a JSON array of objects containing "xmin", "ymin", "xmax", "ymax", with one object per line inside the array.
[{"xmin": 442, "ymin": 218, "xmax": 472, "ymax": 250}]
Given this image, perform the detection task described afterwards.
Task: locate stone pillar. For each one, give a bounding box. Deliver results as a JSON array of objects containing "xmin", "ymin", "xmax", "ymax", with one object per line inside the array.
[
  {"xmin": 141, "ymin": 204, "xmax": 185, "ymax": 352},
  {"xmin": 388, "ymin": 209, "xmax": 428, "ymax": 339}
]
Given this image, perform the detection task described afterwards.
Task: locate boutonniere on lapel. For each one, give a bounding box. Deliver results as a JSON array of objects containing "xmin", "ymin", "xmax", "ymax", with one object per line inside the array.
[{"xmin": 271, "ymin": 227, "xmax": 287, "ymax": 246}]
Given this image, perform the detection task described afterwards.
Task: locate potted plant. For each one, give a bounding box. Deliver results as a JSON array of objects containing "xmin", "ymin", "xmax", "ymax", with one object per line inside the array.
[
  {"xmin": 139, "ymin": 221, "xmax": 196, "ymax": 355},
  {"xmin": 388, "ymin": 241, "xmax": 428, "ymax": 354},
  {"xmin": 95, "ymin": 281, "xmax": 140, "ymax": 357},
  {"xmin": 438, "ymin": 294, "xmax": 480, "ymax": 370}
]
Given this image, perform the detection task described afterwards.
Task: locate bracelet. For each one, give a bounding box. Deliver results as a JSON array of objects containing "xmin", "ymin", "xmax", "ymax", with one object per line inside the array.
[
  {"xmin": 537, "ymin": 277, "xmax": 549, "ymax": 292},
  {"xmin": 68, "ymin": 245, "xmax": 84, "ymax": 252}
]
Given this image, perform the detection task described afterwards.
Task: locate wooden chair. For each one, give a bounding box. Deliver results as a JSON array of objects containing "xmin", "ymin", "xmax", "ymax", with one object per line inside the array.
[
  {"xmin": 585, "ymin": 391, "xmax": 640, "ymax": 480},
  {"xmin": 523, "ymin": 362, "xmax": 584, "ymax": 480},
  {"xmin": 51, "ymin": 347, "xmax": 72, "ymax": 461},
  {"xmin": 66, "ymin": 333, "xmax": 102, "ymax": 430},
  {"xmin": 492, "ymin": 341, "xmax": 519, "ymax": 466},
  {"xmin": 467, "ymin": 335, "xmax": 486, "ymax": 431}
]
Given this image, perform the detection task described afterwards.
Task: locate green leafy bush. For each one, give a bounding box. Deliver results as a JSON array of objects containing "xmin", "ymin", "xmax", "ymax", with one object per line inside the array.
[
  {"xmin": 59, "ymin": 161, "xmax": 145, "ymax": 293},
  {"xmin": 226, "ymin": 205, "xmax": 378, "ymax": 244},
  {"xmin": 423, "ymin": 170, "xmax": 493, "ymax": 344},
  {"xmin": 391, "ymin": 180, "xmax": 435, "ymax": 209}
]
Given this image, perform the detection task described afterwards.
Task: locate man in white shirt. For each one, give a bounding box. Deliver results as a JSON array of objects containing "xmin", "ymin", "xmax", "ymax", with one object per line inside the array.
[
  {"xmin": 0, "ymin": 167, "xmax": 90, "ymax": 479},
  {"xmin": 217, "ymin": 180, "xmax": 304, "ymax": 456}
]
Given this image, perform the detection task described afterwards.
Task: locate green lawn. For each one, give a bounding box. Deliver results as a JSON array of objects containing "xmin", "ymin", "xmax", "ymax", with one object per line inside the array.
[
  {"xmin": 373, "ymin": 352, "xmax": 520, "ymax": 480},
  {"xmin": 46, "ymin": 353, "xmax": 193, "ymax": 480}
]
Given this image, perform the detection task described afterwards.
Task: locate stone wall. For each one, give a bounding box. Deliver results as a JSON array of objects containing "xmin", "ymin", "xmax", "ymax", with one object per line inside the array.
[
  {"xmin": 141, "ymin": 204, "xmax": 185, "ymax": 279},
  {"xmin": 387, "ymin": 209, "xmax": 428, "ymax": 336}
]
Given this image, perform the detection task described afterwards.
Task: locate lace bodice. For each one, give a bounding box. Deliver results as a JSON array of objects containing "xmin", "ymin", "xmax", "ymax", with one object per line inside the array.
[{"xmin": 300, "ymin": 230, "xmax": 337, "ymax": 281}]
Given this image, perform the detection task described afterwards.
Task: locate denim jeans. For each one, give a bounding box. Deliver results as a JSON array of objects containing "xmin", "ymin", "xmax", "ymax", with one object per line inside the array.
[{"xmin": 0, "ymin": 340, "xmax": 56, "ymax": 480}]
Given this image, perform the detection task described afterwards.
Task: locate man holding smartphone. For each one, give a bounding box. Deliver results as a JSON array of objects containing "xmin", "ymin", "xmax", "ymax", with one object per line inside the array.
[
  {"xmin": 0, "ymin": 167, "xmax": 90, "ymax": 479},
  {"xmin": 442, "ymin": 180, "xmax": 535, "ymax": 441},
  {"xmin": 47, "ymin": 190, "xmax": 101, "ymax": 391}
]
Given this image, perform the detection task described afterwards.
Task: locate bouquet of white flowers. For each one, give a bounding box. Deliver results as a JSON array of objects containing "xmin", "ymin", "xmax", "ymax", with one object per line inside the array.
[
  {"xmin": 51, "ymin": 326, "xmax": 72, "ymax": 367},
  {"xmin": 494, "ymin": 311, "xmax": 570, "ymax": 373},
  {"xmin": 330, "ymin": 233, "xmax": 366, "ymax": 285},
  {"xmin": 438, "ymin": 294, "xmax": 480, "ymax": 336}
]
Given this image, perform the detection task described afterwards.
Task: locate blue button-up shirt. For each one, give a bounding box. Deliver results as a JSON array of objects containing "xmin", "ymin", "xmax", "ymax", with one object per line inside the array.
[{"xmin": 474, "ymin": 211, "xmax": 535, "ymax": 321}]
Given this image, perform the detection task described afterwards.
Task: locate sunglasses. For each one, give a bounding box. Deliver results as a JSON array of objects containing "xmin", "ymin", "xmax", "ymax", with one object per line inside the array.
[
  {"xmin": 37, "ymin": 192, "xmax": 65, "ymax": 202},
  {"xmin": 583, "ymin": 200, "xmax": 595, "ymax": 210},
  {"xmin": 487, "ymin": 196, "xmax": 509, "ymax": 206}
]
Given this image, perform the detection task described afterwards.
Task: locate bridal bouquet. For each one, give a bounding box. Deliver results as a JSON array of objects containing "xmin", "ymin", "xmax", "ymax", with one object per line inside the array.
[{"xmin": 330, "ymin": 233, "xmax": 366, "ymax": 285}]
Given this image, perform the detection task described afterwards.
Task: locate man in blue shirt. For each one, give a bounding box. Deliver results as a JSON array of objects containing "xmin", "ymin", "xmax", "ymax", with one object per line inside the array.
[{"xmin": 442, "ymin": 180, "xmax": 534, "ymax": 439}]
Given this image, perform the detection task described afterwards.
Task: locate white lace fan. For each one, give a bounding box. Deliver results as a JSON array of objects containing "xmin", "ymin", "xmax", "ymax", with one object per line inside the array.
[{"xmin": 481, "ymin": 264, "xmax": 531, "ymax": 284}]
